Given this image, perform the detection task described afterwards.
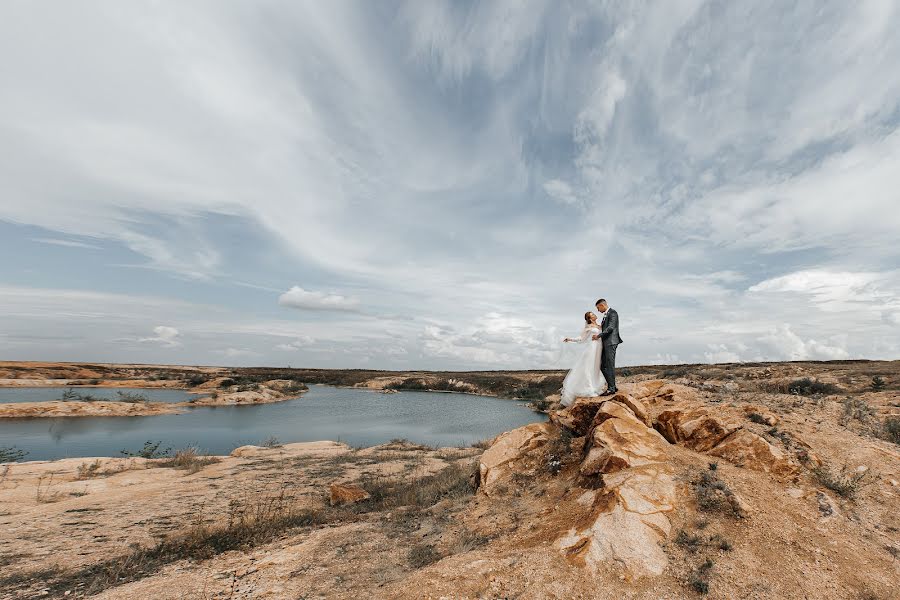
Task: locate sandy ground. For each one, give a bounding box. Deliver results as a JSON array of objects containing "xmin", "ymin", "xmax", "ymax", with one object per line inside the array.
[{"xmin": 1, "ymin": 360, "xmax": 899, "ymax": 599}]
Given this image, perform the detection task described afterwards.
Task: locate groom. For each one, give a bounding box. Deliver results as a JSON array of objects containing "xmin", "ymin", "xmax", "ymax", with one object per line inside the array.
[{"xmin": 592, "ymin": 298, "xmax": 622, "ymax": 395}]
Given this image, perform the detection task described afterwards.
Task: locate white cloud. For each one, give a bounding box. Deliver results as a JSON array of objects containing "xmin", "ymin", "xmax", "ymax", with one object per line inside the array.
[
  {"xmin": 275, "ymin": 336, "xmax": 315, "ymax": 351},
  {"xmin": 757, "ymin": 325, "xmax": 849, "ymax": 361},
  {"xmin": 1, "ymin": 4, "xmax": 899, "ymax": 368},
  {"xmin": 278, "ymin": 287, "xmax": 360, "ymax": 312},
  {"xmin": 543, "ymin": 179, "xmax": 578, "ymax": 205},
  {"xmin": 139, "ymin": 325, "xmax": 181, "ymax": 348},
  {"xmin": 215, "ymin": 347, "xmax": 258, "ymax": 359},
  {"xmin": 30, "ymin": 237, "xmax": 101, "ymax": 250}
]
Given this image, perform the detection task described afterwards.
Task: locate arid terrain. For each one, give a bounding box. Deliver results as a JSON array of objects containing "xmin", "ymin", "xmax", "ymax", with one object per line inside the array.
[{"xmin": 1, "ymin": 360, "xmax": 899, "ymax": 599}]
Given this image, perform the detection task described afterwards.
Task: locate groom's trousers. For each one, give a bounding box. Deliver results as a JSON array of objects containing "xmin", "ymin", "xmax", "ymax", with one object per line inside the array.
[{"xmin": 601, "ymin": 343, "xmax": 618, "ymax": 391}]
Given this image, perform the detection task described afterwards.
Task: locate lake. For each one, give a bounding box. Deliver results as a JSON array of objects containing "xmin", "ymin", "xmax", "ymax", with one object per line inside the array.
[
  {"xmin": 0, "ymin": 387, "xmax": 203, "ymax": 404},
  {"xmin": 0, "ymin": 385, "xmax": 544, "ymax": 461}
]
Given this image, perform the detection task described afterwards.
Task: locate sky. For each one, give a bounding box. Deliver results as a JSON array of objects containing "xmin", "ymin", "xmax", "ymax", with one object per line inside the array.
[{"xmin": 1, "ymin": 1, "xmax": 899, "ymax": 370}]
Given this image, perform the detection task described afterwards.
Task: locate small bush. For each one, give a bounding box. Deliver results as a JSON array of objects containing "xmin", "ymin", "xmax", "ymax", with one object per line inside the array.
[
  {"xmin": 813, "ymin": 464, "xmax": 872, "ymax": 499},
  {"xmin": 407, "ymin": 543, "xmax": 441, "ymax": 569},
  {"xmin": 0, "ymin": 446, "xmax": 28, "ymax": 463},
  {"xmin": 159, "ymin": 447, "xmax": 219, "ymax": 473},
  {"xmin": 689, "ymin": 558, "xmax": 714, "ymax": 594},
  {"xmin": 882, "ymin": 417, "xmax": 900, "ymax": 444},
  {"xmin": 470, "ymin": 439, "xmax": 493, "ymax": 450},
  {"xmin": 116, "ymin": 391, "xmax": 149, "ymax": 404},
  {"xmin": 261, "ymin": 436, "xmax": 283, "ymax": 448},
  {"xmin": 693, "ymin": 466, "xmax": 742, "ymax": 517},
  {"xmin": 77, "ymin": 460, "xmax": 102, "ymax": 479},
  {"xmin": 676, "ymin": 530, "xmax": 703, "ymax": 553},
  {"xmin": 747, "ymin": 412, "xmax": 768, "ymax": 425},
  {"xmin": 872, "ymin": 376, "xmax": 886, "ymax": 391},
  {"xmin": 185, "ymin": 374, "xmax": 208, "ymax": 387},
  {"xmin": 120, "ymin": 440, "xmax": 172, "ymax": 459},
  {"xmin": 787, "ymin": 378, "xmax": 840, "ymax": 397},
  {"xmin": 841, "ymin": 397, "xmax": 875, "ymax": 424}
]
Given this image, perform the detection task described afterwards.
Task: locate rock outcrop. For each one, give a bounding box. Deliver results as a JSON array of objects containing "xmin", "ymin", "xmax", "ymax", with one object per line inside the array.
[
  {"xmin": 478, "ymin": 422, "xmax": 552, "ymax": 496},
  {"xmin": 482, "ymin": 381, "xmax": 808, "ymax": 580}
]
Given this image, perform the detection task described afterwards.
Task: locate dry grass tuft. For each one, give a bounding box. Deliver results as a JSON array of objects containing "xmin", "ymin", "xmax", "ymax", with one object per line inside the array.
[{"xmin": 812, "ymin": 463, "xmax": 873, "ymax": 499}]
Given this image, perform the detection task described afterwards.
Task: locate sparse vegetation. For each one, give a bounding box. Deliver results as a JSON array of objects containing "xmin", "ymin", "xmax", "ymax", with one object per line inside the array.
[
  {"xmin": 116, "ymin": 390, "xmax": 149, "ymax": 403},
  {"xmin": 693, "ymin": 464, "xmax": 743, "ymax": 517},
  {"xmin": 871, "ymin": 375, "xmax": 886, "ymax": 391},
  {"xmin": 812, "ymin": 463, "xmax": 872, "ymax": 499},
  {"xmin": 544, "ymin": 427, "xmax": 574, "ymax": 475},
  {"xmin": 747, "ymin": 412, "xmax": 768, "ymax": 425},
  {"xmin": 0, "ymin": 446, "xmax": 28, "ymax": 463},
  {"xmin": 676, "ymin": 529, "xmax": 704, "ymax": 553},
  {"xmin": 158, "ymin": 447, "xmax": 220, "ymax": 474},
  {"xmin": 120, "ymin": 440, "xmax": 172, "ymax": 459},
  {"xmin": 407, "ymin": 543, "xmax": 441, "ymax": 568},
  {"xmin": 841, "ymin": 397, "xmax": 876, "ymax": 424},
  {"xmin": 689, "ymin": 558, "xmax": 715, "ymax": 594},
  {"xmin": 185, "ymin": 374, "xmax": 208, "ymax": 387},
  {"xmin": 261, "ymin": 436, "xmax": 283, "ymax": 448},
  {"xmin": 786, "ymin": 378, "xmax": 840, "ymax": 397},
  {"xmin": 882, "ymin": 417, "xmax": 900, "ymax": 445},
  {"xmin": 76, "ymin": 460, "xmax": 102, "ymax": 479},
  {"xmin": 59, "ymin": 388, "xmax": 102, "ymax": 402}
]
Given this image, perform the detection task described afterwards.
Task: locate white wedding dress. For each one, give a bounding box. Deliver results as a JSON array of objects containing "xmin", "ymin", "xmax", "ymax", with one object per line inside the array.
[{"xmin": 560, "ymin": 325, "xmax": 607, "ymax": 407}]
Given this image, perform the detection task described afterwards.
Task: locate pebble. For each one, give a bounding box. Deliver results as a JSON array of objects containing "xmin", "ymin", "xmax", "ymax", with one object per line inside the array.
[{"xmin": 855, "ymin": 465, "xmax": 869, "ymax": 475}]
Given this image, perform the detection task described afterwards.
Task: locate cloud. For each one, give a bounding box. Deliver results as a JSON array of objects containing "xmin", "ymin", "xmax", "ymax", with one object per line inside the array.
[
  {"xmin": 275, "ymin": 336, "xmax": 315, "ymax": 351},
  {"xmin": 278, "ymin": 287, "xmax": 360, "ymax": 312},
  {"xmin": 757, "ymin": 325, "xmax": 849, "ymax": 361},
  {"xmin": 139, "ymin": 325, "xmax": 181, "ymax": 348},
  {"xmin": 543, "ymin": 179, "xmax": 578, "ymax": 205},
  {"xmin": 30, "ymin": 237, "xmax": 101, "ymax": 250},
  {"xmin": 1, "ymin": 3, "xmax": 899, "ymax": 368},
  {"xmin": 215, "ymin": 347, "xmax": 259, "ymax": 359}
]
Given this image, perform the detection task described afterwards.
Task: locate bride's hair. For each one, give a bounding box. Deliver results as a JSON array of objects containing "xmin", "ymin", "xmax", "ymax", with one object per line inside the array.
[{"xmin": 584, "ymin": 311, "xmax": 594, "ymax": 325}]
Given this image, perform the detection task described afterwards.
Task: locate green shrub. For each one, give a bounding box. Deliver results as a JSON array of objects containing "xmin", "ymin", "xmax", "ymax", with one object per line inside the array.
[
  {"xmin": 787, "ymin": 378, "xmax": 840, "ymax": 396},
  {"xmin": 407, "ymin": 543, "xmax": 441, "ymax": 568},
  {"xmin": 872, "ymin": 376, "xmax": 886, "ymax": 391},
  {"xmin": 120, "ymin": 440, "xmax": 172, "ymax": 459},
  {"xmin": 881, "ymin": 417, "xmax": 900, "ymax": 445},
  {"xmin": 813, "ymin": 464, "xmax": 871, "ymax": 499},
  {"xmin": 0, "ymin": 446, "xmax": 28, "ymax": 463},
  {"xmin": 116, "ymin": 391, "xmax": 149, "ymax": 404}
]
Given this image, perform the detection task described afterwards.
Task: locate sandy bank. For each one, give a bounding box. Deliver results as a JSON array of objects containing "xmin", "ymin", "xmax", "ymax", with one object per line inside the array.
[{"xmin": 0, "ymin": 400, "xmax": 184, "ymax": 418}]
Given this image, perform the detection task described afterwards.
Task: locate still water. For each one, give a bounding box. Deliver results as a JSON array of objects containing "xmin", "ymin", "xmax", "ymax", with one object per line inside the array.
[
  {"xmin": 0, "ymin": 385, "xmax": 544, "ymax": 461},
  {"xmin": 0, "ymin": 387, "xmax": 203, "ymax": 404}
]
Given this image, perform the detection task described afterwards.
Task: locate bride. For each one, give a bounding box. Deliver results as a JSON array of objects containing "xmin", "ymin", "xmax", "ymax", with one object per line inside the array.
[{"xmin": 560, "ymin": 311, "xmax": 607, "ymax": 407}]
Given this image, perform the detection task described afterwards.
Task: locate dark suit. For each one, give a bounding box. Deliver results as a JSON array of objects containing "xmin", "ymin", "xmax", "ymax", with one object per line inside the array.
[{"xmin": 598, "ymin": 308, "xmax": 622, "ymax": 392}]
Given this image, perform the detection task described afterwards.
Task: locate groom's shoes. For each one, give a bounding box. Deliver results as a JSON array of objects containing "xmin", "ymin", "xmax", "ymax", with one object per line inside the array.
[{"xmin": 600, "ymin": 390, "xmax": 614, "ymax": 396}]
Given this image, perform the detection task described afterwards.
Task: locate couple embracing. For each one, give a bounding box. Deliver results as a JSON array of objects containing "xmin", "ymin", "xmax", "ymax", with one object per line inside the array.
[{"xmin": 560, "ymin": 298, "xmax": 622, "ymax": 407}]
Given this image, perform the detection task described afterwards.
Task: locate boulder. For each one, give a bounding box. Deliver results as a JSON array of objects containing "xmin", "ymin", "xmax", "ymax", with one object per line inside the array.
[
  {"xmin": 479, "ymin": 422, "xmax": 553, "ymax": 495},
  {"xmin": 549, "ymin": 397, "xmax": 606, "ymax": 436},
  {"xmin": 609, "ymin": 392, "xmax": 651, "ymax": 427},
  {"xmin": 581, "ymin": 411, "xmax": 671, "ymax": 475},
  {"xmin": 624, "ymin": 380, "xmax": 667, "ymax": 401},
  {"xmin": 707, "ymin": 430, "xmax": 798, "ymax": 478},
  {"xmin": 743, "ymin": 404, "xmax": 779, "ymax": 426},
  {"xmin": 329, "ymin": 484, "xmax": 370, "ymax": 506},
  {"xmin": 654, "ymin": 405, "xmax": 742, "ymax": 452},
  {"xmin": 557, "ymin": 464, "xmax": 676, "ymax": 579}
]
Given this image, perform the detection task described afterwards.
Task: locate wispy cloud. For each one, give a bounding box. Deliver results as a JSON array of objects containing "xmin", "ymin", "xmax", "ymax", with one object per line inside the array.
[
  {"xmin": 278, "ymin": 287, "xmax": 361, "ymax": 312},
  {"xmin": 0, "ymin": 2, "xmax": 898, "ymax": 367},
  {"xmin": 138, "ymin": 325, "xmax": 182, "ymax": 348}
]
